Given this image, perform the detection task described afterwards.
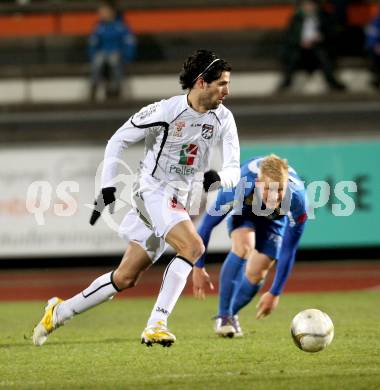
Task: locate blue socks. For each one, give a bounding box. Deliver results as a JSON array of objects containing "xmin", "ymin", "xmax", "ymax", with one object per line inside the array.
[
  {"xmin": 218, "ymin": 252, "xmax": 245, "ymax": 317},
  {"xmin": 230, "ymin": 274, "xmax": 262, "ymax": 315}
]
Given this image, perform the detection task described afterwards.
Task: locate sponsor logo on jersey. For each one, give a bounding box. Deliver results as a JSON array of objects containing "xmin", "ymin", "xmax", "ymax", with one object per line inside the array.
[
  {"xmin": 201, "ymin": 124, "xmax": 214, "ymax": 139},
  {"xmin": 169, "ymin": 165, "xmax": 195, "ymax": 175},
  {"xmin": 168, "ymin": 144, "xmax": 198, "ymax": 176},
  {"xmin": 173, "ymin": 121, "xmax": 185, "ymax": 137},
  {"xmin": 135, "ymin": 103, "xmax": 159, "ymax": 121},
  {"xmin": 179, "ymin": 143, "xmax": 198, "ymax": 165}
]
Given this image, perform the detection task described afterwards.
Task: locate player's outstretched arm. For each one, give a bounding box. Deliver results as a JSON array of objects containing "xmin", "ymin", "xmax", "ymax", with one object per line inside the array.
[
  {"xmin": 256, "ymin": 292, "xmax": 280, "ymax": 319},
  {"xmin": 256, "ymin": 219, "xmax": 307, "ymax": 319},
  {"xmin": 192, "ymin": 267, "xmax": 214, "ymax": 300},
  {"xmin": 269, "ymin": 221, "xmax": 306, "ymax": 297},
  {"xmin": 195, "ymin": 187, "xmax": 234, "ymax": 269},
  {"xmin": 192, "ymin": 187, "xmax": 234, "ymax": 298}
]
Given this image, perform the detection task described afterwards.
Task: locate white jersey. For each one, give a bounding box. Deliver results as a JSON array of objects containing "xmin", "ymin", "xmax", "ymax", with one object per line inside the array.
[{"xmin": 101, "ymin": 94, "xmax": 240, "ymax": 203}]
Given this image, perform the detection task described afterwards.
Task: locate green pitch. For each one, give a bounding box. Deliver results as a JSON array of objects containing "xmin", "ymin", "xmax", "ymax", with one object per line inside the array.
[{"xmin": 0, "ymin": 291, "xmax": 379, "ymax": 389}]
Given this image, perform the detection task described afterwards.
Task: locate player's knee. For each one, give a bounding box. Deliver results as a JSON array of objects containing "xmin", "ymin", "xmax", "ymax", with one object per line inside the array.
[
  {"xmin": 233, "ymin": 242, "xmax": 254, "ymax": 259},
  {"xmin": 187, "ymin": 238, "xmax": 205, "ymax": 261},
  {"xmin": 113, "ymin": 270, "xmax": 139, "ymax": 290},
  {"xmin": 177, "ymin": 236, "xmax": 205, "ymax": 262},
  {"xmin": 123, "ymin": 276, "xmax": 138, "ymax": 289},
  {"xmin": 245, "ymin": 268, "xmax": 266, "ymax": 284}
]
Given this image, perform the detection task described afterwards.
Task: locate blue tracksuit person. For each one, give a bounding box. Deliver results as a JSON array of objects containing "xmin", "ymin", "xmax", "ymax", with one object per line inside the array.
[
  {"xmin": 89, "ymin": 2, "xmax": 136, "ymax": 99},
  {"xmin": 193, "ymin": 155, "xmax": 308, "ymax": 337}
]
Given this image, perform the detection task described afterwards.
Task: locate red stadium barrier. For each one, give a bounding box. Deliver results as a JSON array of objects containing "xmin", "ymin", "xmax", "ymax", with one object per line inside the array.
[
  {"xmin": 0, "ymin": 4, "xmax": 377, "ymax": 38},
  {"xmin": 0, "ymin": 262, "xmax": 379, "ymax": 301}
]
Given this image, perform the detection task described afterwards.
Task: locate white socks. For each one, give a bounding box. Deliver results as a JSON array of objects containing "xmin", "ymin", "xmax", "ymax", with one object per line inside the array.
[
  {"xmin": 147, "ymin": 256, "xmax": 193, "ymax": 327},
  {"xmin": 53, "ymin": 257, "xmax": 193, "ymax": 328},
  {"xmin": 54, "ymin": 271, "xmax": 119, "ymax": 326}
]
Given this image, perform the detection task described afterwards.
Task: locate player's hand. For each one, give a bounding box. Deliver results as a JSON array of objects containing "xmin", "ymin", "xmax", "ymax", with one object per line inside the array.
[
  {"xmin": 256, "ymin": 292, "xmax": 279, "ymax": 319},
  {"xmin": 89, "ymin": 187, "xmax": 116, "ymax": 225},
  {"xmin": 203, "ymin": 170, "xmax": 221, "ymax": 192},
  {"xmin": 192, "ymin": 267, "xmax": 214, "ymax": 299}
]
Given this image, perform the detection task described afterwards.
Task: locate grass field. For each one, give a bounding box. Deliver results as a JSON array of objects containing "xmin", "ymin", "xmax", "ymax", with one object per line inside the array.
[{"xmin": 0, "ymin": 291, "xmax": 379, "ymax": 389}]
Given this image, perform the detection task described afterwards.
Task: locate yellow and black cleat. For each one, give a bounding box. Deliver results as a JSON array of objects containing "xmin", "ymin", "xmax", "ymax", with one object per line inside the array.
[
  {"xmin": 141, "ymin": 321, "xmax": 176, "ymax": 347},
  {"xmin": 32, "ymin": 297, "xmax": 64, "ymax": 346}
]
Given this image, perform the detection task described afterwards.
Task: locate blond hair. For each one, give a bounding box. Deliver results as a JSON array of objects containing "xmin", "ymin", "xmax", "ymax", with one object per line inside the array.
[{"xmin": 259, "ymin": 154, "xmax": 289, "ymax": 183}]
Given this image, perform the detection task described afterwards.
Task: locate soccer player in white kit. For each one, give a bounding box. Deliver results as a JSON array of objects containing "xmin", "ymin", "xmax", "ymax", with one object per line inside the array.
[{"xmin": 33, "ymin": 49, "xmax": 240, "ymax": 347}]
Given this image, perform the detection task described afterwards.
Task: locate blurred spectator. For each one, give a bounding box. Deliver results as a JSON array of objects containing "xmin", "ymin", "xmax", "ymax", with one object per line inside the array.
[
  {"xmin": 278, "ymin": 0, "xmax": 346, "ymax": 92},
  {"xmin": 89, "ymin": 1, "xmax": 136, "ymax": 100},
  {"xmin": 365, "ymin": 5, "xmax": 380, "ymax": 89}
]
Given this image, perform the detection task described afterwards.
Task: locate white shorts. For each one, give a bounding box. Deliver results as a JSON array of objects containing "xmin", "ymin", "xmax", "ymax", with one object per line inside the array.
[{"xmin": 118, "ymin": 180, "xmax": 190, "ymax": 262}]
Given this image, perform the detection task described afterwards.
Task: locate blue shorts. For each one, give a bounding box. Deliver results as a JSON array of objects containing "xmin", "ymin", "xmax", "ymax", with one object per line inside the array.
[{"xmin": 226, "ymin": 213, "xmax": 287, "ymax": 260}]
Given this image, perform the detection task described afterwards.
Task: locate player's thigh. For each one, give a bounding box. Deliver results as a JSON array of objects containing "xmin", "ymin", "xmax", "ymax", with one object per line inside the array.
[
  {"xmin": 165, "ymin": 220, "xmax": 205, "ymax": 262},
  {"xmin": 227, "ymin": 214, "xmax": 256, "ymax": 256},
  {"xmin": 246, "ymin": 250, "xmax": 275, "ymax": 283},
  {"xmin": 114, "ymin": 241, "xmax": 152, "ymax": 288},
  {"xmin": 230, "ymin": 227, "xmax": 256, "ymax": 259},
  {"xmin": 119, "ymin": 208, "xmax": 168, "ymax": 262},
  {"xmin": 118, "ymin": 241, "xmax": 152, "ymax": 275},
  {"xmin": 135, "ymin": 186, "xmax": 191, "ymax": 239}
]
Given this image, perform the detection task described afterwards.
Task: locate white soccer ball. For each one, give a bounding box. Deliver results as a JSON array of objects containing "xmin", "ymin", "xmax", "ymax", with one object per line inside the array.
[{"xmin": 290, "ymin": 309, "xmax": 334, "ymax": 353}]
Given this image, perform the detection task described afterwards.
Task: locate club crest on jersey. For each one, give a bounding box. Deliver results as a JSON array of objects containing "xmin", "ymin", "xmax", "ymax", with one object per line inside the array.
[
  {"xmin": 201, "ymin": 124, "xmax": 214, "ymax": 139},
  {"xmin": 173, "ymin": 121, "xmax": 185, "ymax": 137}
]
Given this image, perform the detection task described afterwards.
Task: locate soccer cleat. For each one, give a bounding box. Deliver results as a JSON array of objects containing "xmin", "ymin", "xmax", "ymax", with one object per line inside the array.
[
  {"xmin": 141, "ymin": 321, "xmax": 176, "ymax": 347},
  {"xmin": 231, "ymin": 315, "xmax": 244, "ymax": 337},
  {"xmin": 32, "ymin": 297, "xmax": 64, "ymax": 346},
  {"xmin": 214, "ymin": 316, "xmax": 236, "ymax": 338}
]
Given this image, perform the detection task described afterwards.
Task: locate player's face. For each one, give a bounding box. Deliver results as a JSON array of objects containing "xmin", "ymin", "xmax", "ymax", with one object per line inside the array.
[
  {"xmin": 258, "ymin": 175, "xmax": 288, "ymax": 209},
  {"xmin": 202, "ymin": 71, "xmax": 230, "ymax": 110}
]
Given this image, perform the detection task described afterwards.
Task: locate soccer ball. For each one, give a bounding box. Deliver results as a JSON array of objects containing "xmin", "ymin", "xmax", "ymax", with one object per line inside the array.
[{"xmin": 291, "ymin": 309, "xmax": 334, "ymax": 353}]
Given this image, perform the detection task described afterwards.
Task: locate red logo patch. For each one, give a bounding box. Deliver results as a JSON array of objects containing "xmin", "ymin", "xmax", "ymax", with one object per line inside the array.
[
  {"xmin": 297, "ymin": 212, "xmax": 308, "ymax": 224},
  {"xmin": 168, "ymin": 196, "xmax": 187, "ymax": 212}
]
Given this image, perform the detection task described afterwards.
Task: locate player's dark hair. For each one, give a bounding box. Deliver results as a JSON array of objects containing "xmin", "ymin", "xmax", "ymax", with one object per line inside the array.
[{"xmin": 179, "ymin": 49, "xmax": 231, "ymax": 90}]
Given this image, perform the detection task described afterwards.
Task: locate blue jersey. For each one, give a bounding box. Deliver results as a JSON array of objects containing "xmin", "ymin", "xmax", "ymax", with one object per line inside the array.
[{"xmin": 196, "ymin": 156, "xmax": 308, "ymax": 296}]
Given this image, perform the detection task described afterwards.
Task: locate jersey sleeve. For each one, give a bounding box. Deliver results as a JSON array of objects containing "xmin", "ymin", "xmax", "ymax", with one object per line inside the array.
[
  {"xmin": 101, "ymin": 101, "xmax": 166, "ymax": 187},
  {"xmin": 217, "ymin": 111, "xmax": 240, "ymax": 189},
  {"xmin": 195, "ymin": 187, "xmax": 235, "ymax": 268},
  {"xmin": 269, "ymin": 189, "xmax": 308, "ymax": 296}
]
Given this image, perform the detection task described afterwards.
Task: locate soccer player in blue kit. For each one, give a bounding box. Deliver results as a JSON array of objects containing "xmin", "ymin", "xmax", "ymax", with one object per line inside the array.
[{"xmin": 192, "ymin": 154, "xmax": 308, "ymax": 337}]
